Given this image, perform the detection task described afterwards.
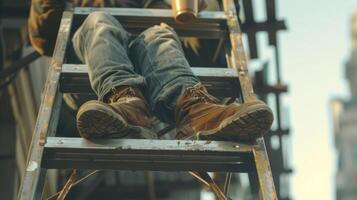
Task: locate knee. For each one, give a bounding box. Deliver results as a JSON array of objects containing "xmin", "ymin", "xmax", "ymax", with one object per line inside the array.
[
  {"xmin": 87, "ymin": 11, "xmax": 114, "ymax": 22},
  {"xmin": 152, "ymin": 23, "xmax": 176, "ymax": 35},
  {"xmin": 84, "ymin": 11, "xmax": 118, "ymax": 28},
  {"xmin": 144, "ymin": 23, "xmax": 179, "ymax": 41}
]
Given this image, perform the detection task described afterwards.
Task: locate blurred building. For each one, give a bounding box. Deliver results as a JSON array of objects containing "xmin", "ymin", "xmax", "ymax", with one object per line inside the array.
[{"xmin": 332, "ymin": 11, "xmax": 357, "ymax": 200}]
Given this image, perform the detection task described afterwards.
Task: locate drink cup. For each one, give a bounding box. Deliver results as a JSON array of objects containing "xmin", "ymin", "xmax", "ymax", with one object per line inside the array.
[{"xmin": 172, "ymin": 0, "xmax": 198, "ymax": 23}]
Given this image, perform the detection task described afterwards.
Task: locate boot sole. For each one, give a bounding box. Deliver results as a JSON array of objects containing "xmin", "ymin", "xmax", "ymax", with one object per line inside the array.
[
  {"xmin": 179, "ymin": 101, "xmax": 274, "ymax": 141},
  {"xmin": 77, "ymin": 101, "xmax": 157, "ymax": 139}
]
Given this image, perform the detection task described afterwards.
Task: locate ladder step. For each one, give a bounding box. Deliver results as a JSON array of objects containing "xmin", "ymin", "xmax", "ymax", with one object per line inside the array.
[
  {"xmin": 60, "ymin": 64, "xmax": 241, "ymax": 97},
  {"xmin": 43, "ymin": 137, "xmax": 255, "ymax": 172},
  {"xmin": 73, "ymin": 8, "xmax": 227, "ymax": 38}
]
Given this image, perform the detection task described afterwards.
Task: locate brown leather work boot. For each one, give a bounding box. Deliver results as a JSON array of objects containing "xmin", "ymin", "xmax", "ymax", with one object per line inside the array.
[
  {"xmin": 175, "ymin": 84, "xmax": 274, "ymax": 141},
  {"xmin": 76, "ymin": 86, "xmax": 155, "ymax": 139}
]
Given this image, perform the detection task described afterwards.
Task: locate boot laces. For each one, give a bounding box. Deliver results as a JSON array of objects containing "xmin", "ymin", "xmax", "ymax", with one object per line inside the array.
[
  {"xmin": 108, "ymin": 87, "xmax": 136, "ymax": 103},
  {"xmin": 187, "ymin": 86, "xmax": 219, "ymax": 104}
]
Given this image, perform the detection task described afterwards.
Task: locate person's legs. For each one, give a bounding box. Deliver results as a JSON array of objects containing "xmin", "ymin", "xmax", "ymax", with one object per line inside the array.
[
  {"xmin": 72, "ymin": 11, "xmax": 145, "ymax": 99},
  {"xmin": 73, "ymin": 13, "xmax": 273, "ymax": 141},
  {"xmin": 130, "ymin": 23, "xmax": 273, "ymax": 140},
  {"xmin": 129, "ymin": 23, "xmax": 200, "ymax": 123},
  {"xmin": 72, "ymin": 12, "xmax": 154, "ymax": 139}
]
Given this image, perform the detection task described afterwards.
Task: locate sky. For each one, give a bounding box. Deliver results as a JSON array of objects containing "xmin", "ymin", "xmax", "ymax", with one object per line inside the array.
[{"xmin": 250, "ymin": 0, "xmax": 357, "ymax": 199}]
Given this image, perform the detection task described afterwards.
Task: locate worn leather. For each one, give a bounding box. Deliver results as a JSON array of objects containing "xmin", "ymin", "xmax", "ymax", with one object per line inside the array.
[
  {"xmin": 175, "ymin": 84, "xmax": 234, "ymax": 137},
  {"xmin": 175, "ymin": 83, "xmax": 271, "ymax": 140},
  {"xmin": 106, "ymin": 85, "xmax": 153, "ymax": 128}
]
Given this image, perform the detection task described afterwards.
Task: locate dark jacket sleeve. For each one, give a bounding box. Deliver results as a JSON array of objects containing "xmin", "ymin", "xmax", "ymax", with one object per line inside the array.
[{"xmin": 28, "ymin": 0, "xmax": 65, "ymax": 56}]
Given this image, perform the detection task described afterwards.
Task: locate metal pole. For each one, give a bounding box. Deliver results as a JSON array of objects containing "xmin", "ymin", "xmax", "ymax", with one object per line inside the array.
[
  {"xmin": 223, "ymin": 173, "xmax": 232, "ymax": 195},
  {"xmin": 223, "ymin": 0, "xmax": 256, "ymax": 103},
  {"xmin": 17, "ymin": 12, "xmax": 73, "ymax": 200}
]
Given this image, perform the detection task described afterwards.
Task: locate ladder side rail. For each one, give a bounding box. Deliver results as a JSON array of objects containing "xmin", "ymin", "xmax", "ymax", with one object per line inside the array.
[
  {"xmin": 18, "ymin": 11, "xmax": 74, "ymax": 200},
  {"xmin": 253, "ymin": 139, "xmax": 278, "ymax": 200},
  {"xmin": 223, "ymin": 0, "xmax": 255, "ymax": 103},
  {"xmin": 222, "ymin": 1, "xmax": 277, "ymax": 199}
]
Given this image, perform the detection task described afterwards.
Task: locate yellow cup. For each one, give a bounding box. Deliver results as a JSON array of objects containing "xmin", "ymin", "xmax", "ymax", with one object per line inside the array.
[{"xmin": 172, "ymin": 0, "xmax": 198, "ymax": 23}]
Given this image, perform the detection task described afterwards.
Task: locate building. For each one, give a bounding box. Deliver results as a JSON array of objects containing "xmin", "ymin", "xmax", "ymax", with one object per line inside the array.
[{"xmin": 332, "ymin": 11, "xmax": 357, "ymax": 200}]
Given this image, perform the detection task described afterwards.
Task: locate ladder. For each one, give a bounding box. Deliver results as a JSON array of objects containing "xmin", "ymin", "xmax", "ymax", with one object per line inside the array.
[{"xmin": 18, "ymin": 0, "xmax": 277, "ymax": 199}]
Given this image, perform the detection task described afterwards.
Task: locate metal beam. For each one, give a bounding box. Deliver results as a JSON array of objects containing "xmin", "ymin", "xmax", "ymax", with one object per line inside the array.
[
  {"xmin": 60, "ymin": 64, "xmax": 241, "ymax": 97},
  {"xmin": 43, "ymin": 137, "xmax": 255, "ymax": 172},
  {"xmin": 223, "ymin": 0, "xmax": 255, "ymax": 103},
  {"xmin": 253, "ymin": 138, "xmax": 277, "ymax": 200},
  {"xmin": 73, "ymin": 8, "xmax": 228, "ymax": 39},
  {"xmin": 265, "ymin": 0, "xmax": 277, "ymax": 20},
  {"xmin": 74, "ymin": 8, "xmax": 227, "ymax": 22},
  {"xmin": 242, "ymin": 0, "xmax": 258, "ymax": 58},
  {"xmin": 223, "ymin": 1, "xmax": 278, "ymax": 198},
  {"xmin": 17, "ymin": 12, "xmax": 73, "ymax": 200},
  {"xmin": 72, "ymin": 8, "xmax": 286, "ymax": 40}
]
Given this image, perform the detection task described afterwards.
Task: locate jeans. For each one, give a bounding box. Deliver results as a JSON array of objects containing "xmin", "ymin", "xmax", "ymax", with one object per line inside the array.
[{"xmin": 72, "ymin": 12, "xmax": 199, "ymax": 123}]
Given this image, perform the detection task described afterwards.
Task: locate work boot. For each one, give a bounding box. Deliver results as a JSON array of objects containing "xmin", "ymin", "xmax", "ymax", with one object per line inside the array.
[
  {"xmin": 175, "ymin": 84, "xmax": 274, "ymax": 141},
  {"xmin": 76, "ymin": 86, "xmax": 154, "ymax": 139}
]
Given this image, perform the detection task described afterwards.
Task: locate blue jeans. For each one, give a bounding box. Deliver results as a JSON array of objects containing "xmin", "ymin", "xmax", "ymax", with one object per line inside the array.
[{"xmin": 72, "ymin": 12, "xmax": 199, "ymax": 123}]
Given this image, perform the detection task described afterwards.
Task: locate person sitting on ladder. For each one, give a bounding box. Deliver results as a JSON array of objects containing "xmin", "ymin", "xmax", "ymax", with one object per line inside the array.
[{"xmin": 28, "ymin": 0, "xmax": 274, "ymax": 140}]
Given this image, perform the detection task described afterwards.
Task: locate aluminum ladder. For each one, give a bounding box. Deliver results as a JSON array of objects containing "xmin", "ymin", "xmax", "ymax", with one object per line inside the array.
[{"xmin": 18, "ymin": 0, "xmax": 277, "ymax": 199}]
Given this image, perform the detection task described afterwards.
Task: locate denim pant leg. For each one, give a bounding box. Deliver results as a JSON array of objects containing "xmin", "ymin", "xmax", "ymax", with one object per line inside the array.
[
  {"xmin": 72, "ymin": 12, "xmax": 146, "ymax": 101},
  {"xmin": 129, "ymin": 24, "xmax": 200, "ymax": 123}
]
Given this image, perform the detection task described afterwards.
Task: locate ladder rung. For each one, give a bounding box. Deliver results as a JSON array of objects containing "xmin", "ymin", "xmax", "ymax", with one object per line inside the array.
[
  {"xmin": 73, "ymin": 8, "xmax": 227, "ymax": 39},
  {"xmin": 43, "ymin": 137, "xmax": 255, "ymax": 172},
  {"xmin": 60, "ymin": 64, "xmax": 241, "ymax": 97}
]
